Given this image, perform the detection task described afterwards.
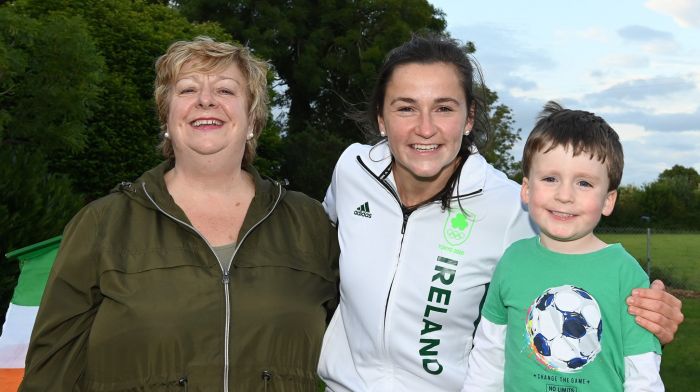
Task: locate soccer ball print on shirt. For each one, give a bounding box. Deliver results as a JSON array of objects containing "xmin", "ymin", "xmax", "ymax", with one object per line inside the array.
[{"xmin": 526, "ymin": 285, "xmax": 602, "ymax": 373}]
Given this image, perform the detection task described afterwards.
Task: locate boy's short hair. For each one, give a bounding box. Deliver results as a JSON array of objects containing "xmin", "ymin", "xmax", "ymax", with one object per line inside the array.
[{"xmin": 522, "ymin": 101, "xmax": 624, "ymax": 191}]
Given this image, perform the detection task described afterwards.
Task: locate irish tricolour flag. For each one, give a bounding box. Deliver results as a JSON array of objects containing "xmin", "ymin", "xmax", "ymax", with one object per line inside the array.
[{"xmin": 0, "ymin": 236, "xmax": 61, "ymax": 391}]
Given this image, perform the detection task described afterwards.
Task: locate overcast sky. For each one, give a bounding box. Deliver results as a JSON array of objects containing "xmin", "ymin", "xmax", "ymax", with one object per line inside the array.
[{"xmin": 429, "ymin": 0, "xmax": 700, "ymax": 185}]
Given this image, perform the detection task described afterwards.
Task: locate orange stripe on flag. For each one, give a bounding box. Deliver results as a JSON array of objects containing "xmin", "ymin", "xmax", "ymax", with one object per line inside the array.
[{"xmin": 0, "ymin": 368, "xmax": 23, "ymax": 392}]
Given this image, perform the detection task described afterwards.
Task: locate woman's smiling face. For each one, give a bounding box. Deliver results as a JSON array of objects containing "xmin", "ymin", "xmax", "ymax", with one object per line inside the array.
[
  {"xmin": 379, "ymin": 62, "xmax": 473, "ymax": 197},
  {"xmin": 167, "ymin": 61, "xmax": 251, "ymax": 161}
]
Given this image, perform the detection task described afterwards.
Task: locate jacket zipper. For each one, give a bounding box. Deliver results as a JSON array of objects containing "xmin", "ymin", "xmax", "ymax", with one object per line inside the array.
[
  {"xmin": 356, "ymin": 158, "xmax": 413, "ymax": 358},
  {"xmin": 355, "ymin": 156, "xmax": 484, "ymax": 360},
  {"xmin": 142, "ymin": 182, "xmax": 283, "ymax": 392},
  {"xmin": 222, "ymin": 183, "xmax": 282, "ymax": 392}
]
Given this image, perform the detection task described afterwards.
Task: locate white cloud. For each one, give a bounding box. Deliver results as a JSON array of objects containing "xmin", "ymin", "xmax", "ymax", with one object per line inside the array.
[
  {"xmin": 641, "ymin": 40, "xmax": 681, "ymax": 54},
  {"xmin": 621, "ymin": 130, "xmax": 700, "ymax": 185},
  {"xmin": 578, "ymin": 27, "xmax": 610, "ymax": 43},
  {"xmin": 449, "ymin": 24, "xmax": 556, "ymax": 85},
  {"xmin": 585, "ymin": 75, "xmax": 695, "ymax": 103},
  {"xmin": 600, "ymin": 53, "xmax": 650, "ymax": 68},
  {"xmin": 617, "ymin": 25, "xmax": 680, "ymax": 54},
  {"xmin": 618, "ymin": 25, "xmax": 674, "ymax": 41},
  {"xmin": 646, "ymin": 0, "xmax": 700, "ymax": 28},
  {"xmin": 611, "ymin": 123, "xmax": 651, "ymax": 142}
]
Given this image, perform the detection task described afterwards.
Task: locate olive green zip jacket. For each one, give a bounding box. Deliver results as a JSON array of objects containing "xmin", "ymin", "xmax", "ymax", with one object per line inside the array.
[{"xmin": 20, "ymin": 160, "xmax": 340, "ymax": 392}]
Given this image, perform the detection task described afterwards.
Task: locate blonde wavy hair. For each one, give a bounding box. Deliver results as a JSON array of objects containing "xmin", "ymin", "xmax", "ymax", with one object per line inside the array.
[{"xmin": 154, "ymin": 36, "xmax": 269, "ymax": 167}]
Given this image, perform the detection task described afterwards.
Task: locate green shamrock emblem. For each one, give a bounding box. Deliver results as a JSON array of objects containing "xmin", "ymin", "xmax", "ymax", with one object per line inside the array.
[
  {"xmin": 451, "ymin": 213, "xmax": 468, "ymax": 231},
  {"xmin": 443, "ymin": 210, "xmax": 475, "ymax": 246}
]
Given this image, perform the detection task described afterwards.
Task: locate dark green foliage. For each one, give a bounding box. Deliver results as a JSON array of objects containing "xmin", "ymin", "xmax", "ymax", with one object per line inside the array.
[
  {"xmin": 254, "ymin": 116, "xmax": 285, "ymax": 179},
  {"xmin": 16, "ymin": 0, "xmax": 230, "ymax": 200},
  {"xmin": 600, "ymin": 185, "xmax": 644, "ymax": 227},
  {"xmin": 0, "ymin": 5, "xmax": 103, "ymax": 327},
  {"xmin": 281, "ymin": 126, "xmax": 350, "ymax": 200},
  {"xmin": 600, "ymin": 165, "xmax": 700, "ymax": 230},
  {"xmin": 0, "ymin": 149, "xmax": 84, "ymax": 311},
  {"xmin": 0, "ymin": 7, "xmax": 104, "ymax": 153},
  {"xmin": 482, "ymin": 92, "xmax": 522, "ymax": 178},
  {"xmin": 658, "ymin": 164, "xmax": 700, "ymax": 188},
  {"xmin": 640, "ymin": 174, "xmax": 700, "ymax": 229}
]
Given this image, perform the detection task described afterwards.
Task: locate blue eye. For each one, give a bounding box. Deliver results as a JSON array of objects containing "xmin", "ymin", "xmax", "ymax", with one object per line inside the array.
[
  {"xmin": 578, "ymin": 180, "xmax": 593, "ymax": 188},
  {"xmin": 542, "ymin": 176, "xmax": 556, "ymax": 183}
]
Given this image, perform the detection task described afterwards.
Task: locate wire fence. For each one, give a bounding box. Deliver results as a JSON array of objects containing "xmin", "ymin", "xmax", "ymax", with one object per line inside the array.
[{"xmin": 596, "ymin": 227, "xmax": 700, "ymax": 234}]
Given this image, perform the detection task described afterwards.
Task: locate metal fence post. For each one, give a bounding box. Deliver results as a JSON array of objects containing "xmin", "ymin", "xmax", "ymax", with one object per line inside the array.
[
  {"xmin": 646, "ymin": 227, "xmax": 651, "ymax": 276},
  {"xmin": 641, "ymin": 215, "xmax": 652, "ymax": 277}
]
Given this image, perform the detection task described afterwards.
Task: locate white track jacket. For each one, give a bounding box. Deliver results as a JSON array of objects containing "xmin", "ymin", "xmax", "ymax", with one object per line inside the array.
[{"xmin": 318, "ymin": 143, "xmax": 537, "ymax": 391}]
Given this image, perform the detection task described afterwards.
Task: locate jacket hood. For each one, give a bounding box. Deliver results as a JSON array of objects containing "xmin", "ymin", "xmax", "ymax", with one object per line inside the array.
[
  {"xmin": 357, "ymin": 141, "xmax": 494, "ymax": 199},
  {"xmin": 112, "ymin": 160, "xmax": 284, "ymax": 223}
]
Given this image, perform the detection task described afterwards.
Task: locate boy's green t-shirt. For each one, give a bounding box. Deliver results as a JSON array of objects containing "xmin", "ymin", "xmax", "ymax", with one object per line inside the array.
[{"xmin": 482, "ymin": 237, "xmax": 661, "ymax": 392}]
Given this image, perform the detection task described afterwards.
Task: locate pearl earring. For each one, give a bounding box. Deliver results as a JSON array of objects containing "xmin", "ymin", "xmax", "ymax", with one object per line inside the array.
[
  {"xmin": 164, "ymin": 132, "xmax": 170, "ymax": 139},
  {"xmin": 247, "ymin": 132, "xmax": 254, "ymax": 140}
]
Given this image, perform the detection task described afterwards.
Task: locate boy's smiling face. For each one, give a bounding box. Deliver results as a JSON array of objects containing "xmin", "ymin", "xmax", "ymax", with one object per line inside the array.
[{"xmin": 521, "ymin": 144, "xmax": 618, "ymax": 254}]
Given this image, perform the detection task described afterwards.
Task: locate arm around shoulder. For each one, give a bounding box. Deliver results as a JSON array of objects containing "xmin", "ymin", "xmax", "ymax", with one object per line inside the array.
[{"xmin": 627, "ymin": 280, "xmax": 684, "ymax": 345}]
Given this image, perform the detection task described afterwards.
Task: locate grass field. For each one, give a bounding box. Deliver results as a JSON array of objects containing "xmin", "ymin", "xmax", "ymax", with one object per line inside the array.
[
  {"xmin": 659, "ymin": 297, "xmax": 699, "ymax": 392},
  {"xmin": 598, "ymin": 232, "xmax": 698, "ymax": 391},
  {"xmin": 597, "ymin": 233, "xmax": 700, "ymax": 290}
]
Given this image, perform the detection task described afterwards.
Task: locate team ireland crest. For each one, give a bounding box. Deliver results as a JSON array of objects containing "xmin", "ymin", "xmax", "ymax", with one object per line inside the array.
[{"xmin": 443, "ymin": 209, "xmax": 475, "ymax": 246}]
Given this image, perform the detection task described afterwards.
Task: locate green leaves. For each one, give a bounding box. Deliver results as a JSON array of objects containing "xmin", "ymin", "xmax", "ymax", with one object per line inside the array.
[
  {"xmin": 0, "ymin": 8, "xmax": 103, "ymax": 153},
  {"xmin": 600, "ymin": 166, "xmax": 700, "ymax": 230}
]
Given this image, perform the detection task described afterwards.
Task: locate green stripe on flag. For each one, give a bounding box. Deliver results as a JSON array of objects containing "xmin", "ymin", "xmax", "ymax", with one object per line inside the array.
[{"xmin": 5, "ymin": 236, "xmax": 61, "ymax": 306}]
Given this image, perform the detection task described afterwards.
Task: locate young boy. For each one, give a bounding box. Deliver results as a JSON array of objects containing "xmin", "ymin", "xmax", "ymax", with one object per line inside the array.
[{"xmin": 463, "ymin": 102, "xmax": 663, "ymax": 391}]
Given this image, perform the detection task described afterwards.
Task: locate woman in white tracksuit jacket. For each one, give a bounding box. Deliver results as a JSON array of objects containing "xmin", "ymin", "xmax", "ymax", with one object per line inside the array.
[{"xmin": 317, "ymin": 34, "xmax": 684, "ymax": 391}]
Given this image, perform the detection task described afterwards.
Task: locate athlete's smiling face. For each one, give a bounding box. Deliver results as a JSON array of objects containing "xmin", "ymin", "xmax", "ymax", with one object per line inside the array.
[{"xmin": 379, "ymin": 62, "xmax": 473, "ymax": 198}]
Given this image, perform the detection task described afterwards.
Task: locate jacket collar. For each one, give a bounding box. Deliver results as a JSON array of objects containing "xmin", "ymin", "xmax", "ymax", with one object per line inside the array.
[
  {"xmin": 358, "ymin": 141, "xmax": 489, "ymax": 199},
  {"xmin": 116, "ymin": 159, "xmax": 283, "ymax": 225}
]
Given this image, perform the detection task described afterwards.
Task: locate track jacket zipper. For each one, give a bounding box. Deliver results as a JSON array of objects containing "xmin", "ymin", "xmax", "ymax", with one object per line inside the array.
[
  {"xmin": 142, "ymin": 181, "xmax": 283, "ymax": 392},
  {"xmin": 356, "ymin": 155, "xmax": 484, "ymax": 360},
  {"xmin": 356, "ymin": 157, "xmax": 419, "ymax": 358}
]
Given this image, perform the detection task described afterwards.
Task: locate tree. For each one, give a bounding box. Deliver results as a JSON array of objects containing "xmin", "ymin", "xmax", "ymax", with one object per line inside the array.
[
  {"xmin": 482, "ymin": 91, "xmax": 522, "ymax": 178},
  {"xmin": 658, "ymin": 164, "xmax": 700, "ymax": 189},
  {"xmin": 0, "ymin": 5, "xmax": 104, "ymax": 328},
  {"xmin": 599, "ymin": 184, "xmax": 643, "ymax": 228},
  {"xmin": 641, "ymin": 167, "xmax": 700, "ymax": 229},
  {"xmin": 600, "ymin": 165, "xmax": 700, "ymax": 230},
  {"xmin": 15, "ymin": 0, "xmax": 230, "ymax": 200}
]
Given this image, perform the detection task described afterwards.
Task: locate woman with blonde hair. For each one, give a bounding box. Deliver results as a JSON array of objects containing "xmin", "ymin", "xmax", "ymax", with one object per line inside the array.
[{"xmin": 21, "ymin": 37, "xmax": 339, "ymax": 391}]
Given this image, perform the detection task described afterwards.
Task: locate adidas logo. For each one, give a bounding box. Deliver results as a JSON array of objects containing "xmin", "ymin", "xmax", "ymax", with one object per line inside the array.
[{"xmin": 353, "ymin": 202, "xmax": 372, "ymax": 218}]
